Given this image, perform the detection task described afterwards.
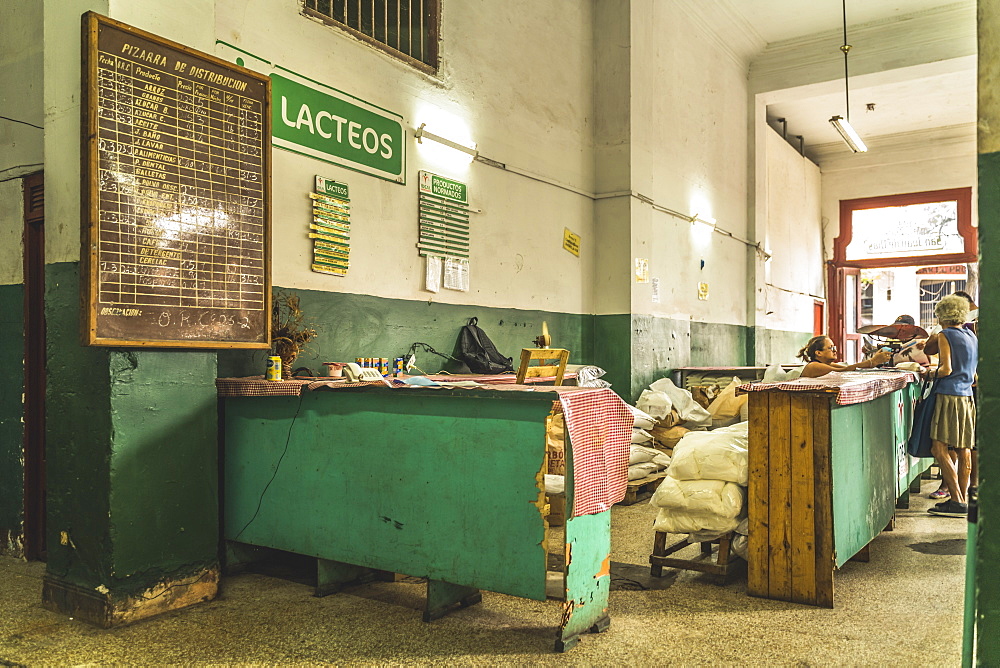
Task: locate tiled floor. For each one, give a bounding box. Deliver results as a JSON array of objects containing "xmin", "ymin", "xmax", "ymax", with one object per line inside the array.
[{"xmin": 0, "ymin": 481, "xmax": 965, "ymax": 666}]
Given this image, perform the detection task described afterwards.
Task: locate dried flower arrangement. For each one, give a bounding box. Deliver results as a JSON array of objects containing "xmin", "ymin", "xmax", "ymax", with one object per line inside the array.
[{"xmin": 271, "ymin": 291, "xmax": 318, "ymax": 376}]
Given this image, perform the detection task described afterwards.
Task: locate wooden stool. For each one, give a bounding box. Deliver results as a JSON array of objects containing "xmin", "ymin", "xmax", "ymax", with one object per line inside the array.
[
  {"xmin": 649, "ymin": 531, "xmax": 738, "ymax": 581},
  {"xmin": 515, "ymin": 348, "xmax": 569, "ymax": 385}
]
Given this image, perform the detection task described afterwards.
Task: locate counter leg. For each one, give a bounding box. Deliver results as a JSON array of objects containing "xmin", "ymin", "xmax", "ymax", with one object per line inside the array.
[
  {"xmin": 316, "ymin": 558, "xmax": 372, "ymax": 597},
  {"xmin": 423, "ymin": 580, "xmax": 481, "ymax": 622}
]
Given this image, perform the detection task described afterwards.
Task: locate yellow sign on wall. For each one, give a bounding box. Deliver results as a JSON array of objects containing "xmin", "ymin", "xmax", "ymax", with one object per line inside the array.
[{"xmin": 563, "ymin": 228, "xmax": 581, "ymax": 256}]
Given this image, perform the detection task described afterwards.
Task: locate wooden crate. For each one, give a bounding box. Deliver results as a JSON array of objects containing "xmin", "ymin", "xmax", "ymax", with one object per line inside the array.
[{"xmin": 618, "ymin": 471, "xmax": 668, "ymax": 506}]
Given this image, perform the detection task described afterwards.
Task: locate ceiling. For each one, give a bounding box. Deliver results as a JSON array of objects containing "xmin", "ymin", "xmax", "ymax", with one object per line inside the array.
[
  {"xmin": 724, "ymin": 0, "xmax": 977, "ymax": 163},
  {"xmin": 730, "ymin": 0, "xmax": 965, "ymax": 45}
]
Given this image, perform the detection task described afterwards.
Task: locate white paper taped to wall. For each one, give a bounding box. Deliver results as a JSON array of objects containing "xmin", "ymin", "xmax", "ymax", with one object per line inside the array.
[
  {"xmin": 444, "ymin": 257, "xmax": 470, "ymax": 291},
  {"xmin": 425, "ymin": 255, "xmax": 442, "ymax": 293},
  {"xmin": 651, "ymin": 277, "xmax": 660, "ymax": 303}
]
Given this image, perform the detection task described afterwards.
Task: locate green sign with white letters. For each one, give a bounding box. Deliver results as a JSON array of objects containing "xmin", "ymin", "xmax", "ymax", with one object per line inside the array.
[{"xmin": 271, "ymin": 73, "xmax": 405, "ymax": 183}]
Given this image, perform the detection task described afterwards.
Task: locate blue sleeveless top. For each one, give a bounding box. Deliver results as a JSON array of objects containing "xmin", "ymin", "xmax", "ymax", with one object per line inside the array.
[{"xmin": 935, "ymin": 327, "xmax": 977, "ymax": 396}]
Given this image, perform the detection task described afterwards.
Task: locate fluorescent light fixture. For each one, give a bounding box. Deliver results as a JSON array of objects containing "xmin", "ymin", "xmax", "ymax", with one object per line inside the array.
[
  {"xmin": 829, "ymin": 115, "xmax": 867, "ymax": 153},
  {"xmin": 415, "ymin": 123, "xmax": 478, "ymax": 158}
]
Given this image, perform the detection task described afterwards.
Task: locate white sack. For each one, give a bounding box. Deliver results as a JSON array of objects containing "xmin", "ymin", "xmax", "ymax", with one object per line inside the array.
[
  {"xmin": 649, "ymin": 377, "xmax": 711, "ymax": 426},
  {"xmin": 785, "ymin": 367, "xmax": 802, "ymax": 380},
  {"xmin": 544, "ymin": 474, "xmax": 565, "ymax": 494},
  {"xmin": 626, "ymin": 404, "xmax": 657, "ymax": 430},
  {"xmin": 577, "ymin": 365, "xmax": 611, "ymax": 388},
  {"xmin": 668, "ymin": 425, "xmax": 749, "ymax": 484},
  {"xmin": 629, "ymin": 444, "xmax": 659, "ymax": 464},
  {"xmin": 652, "ymin": 508, "xmax": 741, "ymax": 535},
  {"xmin": 762, "ymin": 363, "xmax": 789, "ymax": 383},
  {"xmin": 631, "ymin": 429, "xmax": 654, "ymax": 446},
  {"xmin": 651, "ymin": 452, "xmax": 672, "ymax": 469},
  {"xmin": 636, "ymin": 389, "xmax": 672, "ymax": 421},
  {"xmin": 650, "ymin": 477, "xmax": 744, "ymax": 518},
  {"xmin": 628, "ymin": 462, "xmax": 660, "ymax": 480}
]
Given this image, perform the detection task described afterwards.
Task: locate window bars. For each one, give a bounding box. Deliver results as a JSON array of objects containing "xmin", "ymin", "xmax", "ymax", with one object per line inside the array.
[{"xmin": 304, "ymin": 0, "xmax": 439, "ymax": 71}]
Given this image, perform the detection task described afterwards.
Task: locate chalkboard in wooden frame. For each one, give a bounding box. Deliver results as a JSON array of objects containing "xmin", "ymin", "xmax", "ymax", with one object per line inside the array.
[{"xmin": 82, "ymin": 12, "xmax": 271, "ymax": 348}]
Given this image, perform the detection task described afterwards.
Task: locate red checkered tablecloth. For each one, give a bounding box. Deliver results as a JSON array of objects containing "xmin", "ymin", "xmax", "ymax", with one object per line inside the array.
[
  {"xmin": 216, "ymin": 377, "xmax": 631, "ymax": 519},
  {"xmin": 554, "ymin": 387, "xmax": 633, "ymax": 518},
  {"xmin": 215, "ymin": 377, "xmax": 312, "ymax": 397},
  {"xmin": 737, "ymin": 369, "xmax": 918, "ymax": 405}
]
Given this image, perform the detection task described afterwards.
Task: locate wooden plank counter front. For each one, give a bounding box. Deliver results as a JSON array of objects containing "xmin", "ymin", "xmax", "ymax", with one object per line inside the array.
[{"xmin": 744, "ymin": 374, "xmax": 926, "ymax": 607}]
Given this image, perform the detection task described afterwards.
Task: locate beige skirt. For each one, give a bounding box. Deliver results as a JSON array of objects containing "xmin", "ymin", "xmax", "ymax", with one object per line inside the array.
[{"xmin": 930, "ymin": 394, "xmax": 976, "ymax": 449}]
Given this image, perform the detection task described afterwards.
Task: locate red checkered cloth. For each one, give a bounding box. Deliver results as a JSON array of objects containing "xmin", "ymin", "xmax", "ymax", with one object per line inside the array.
[
  {"xmin": 421, "ymin": 372, "xmax": 578, "ymax": 384},
  {"xmin": 554, "ymin": 387, "xmax": 634, "ymax": 518},
  {"xmin": 737, "ymin": 369, "xmax": 918, "ymax": 406},
  {"xmin": 215, "ymin": 377, "xmax": 311, "ymax": 397}
]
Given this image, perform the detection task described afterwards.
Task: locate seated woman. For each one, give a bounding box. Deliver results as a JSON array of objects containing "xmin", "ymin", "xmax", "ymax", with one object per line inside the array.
[{"xmin": 797, "ymin": 336, "xmax": 891, "ymax": 378}]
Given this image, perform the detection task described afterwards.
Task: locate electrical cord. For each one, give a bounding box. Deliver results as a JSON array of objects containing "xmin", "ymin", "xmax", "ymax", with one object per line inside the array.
[
  {"xmin": 233, "ymin": 392, "xmax": 305, "ymax": 540},
  {"xmin": 405, "ymin": 342, "xmax": 462, "ymax": 365}
]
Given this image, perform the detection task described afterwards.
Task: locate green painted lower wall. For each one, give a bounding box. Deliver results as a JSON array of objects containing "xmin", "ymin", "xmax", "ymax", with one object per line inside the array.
[
  {"xmin": 45, "ymin": 263, "xmax": 218, "ymax": 596},
  {"xmin": 977, "ymin": 150, "xmax": 1000, "ymax": 663},
  {"xmin": 690, "ymin": 321, "xmax": 747, "ymax": 367},
  {"xmin": 219, "ymin": 287, "xmax": 598, "ymax": 379},
  {"xmin": 108, "ymin": 350, "xmax": 219, "ymax": 578},
  {"xmin": 46, "ymin": 263, "xmax": 114, "ymax": 587},
  {"xmin": 752, "ymin": 326, "xmax": 814, "ymax": 366},
  {"xmin": 0, "ymin": 284, "xmax": 24, "ymax": 555}
]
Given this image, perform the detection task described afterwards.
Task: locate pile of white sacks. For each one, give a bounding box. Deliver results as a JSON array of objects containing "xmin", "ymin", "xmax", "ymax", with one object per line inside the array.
[
  {"xmin": 640, "ymin": 377, "xmax": 752, "ymax": 558},
  {"xmin": 627, "ymin": 405, "xmax": 672, "ymax": 480},
  {"xmin": 650, "ymin": 422, "xmax": 748, "ymax": 537}
]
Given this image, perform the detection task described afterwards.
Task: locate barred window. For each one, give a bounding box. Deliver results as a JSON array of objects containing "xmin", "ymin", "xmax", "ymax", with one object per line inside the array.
[{"xmin": 303, "ymin": 0, "xmax": 439, "ymax": 72}]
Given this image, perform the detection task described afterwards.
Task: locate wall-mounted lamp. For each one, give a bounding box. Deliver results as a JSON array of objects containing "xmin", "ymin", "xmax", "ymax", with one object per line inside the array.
[
  {"xmin": 415, "ymin": 123, "xmax": 478, "ymax": 158},
  {"xmin": 691, "ymin": 214, "xmax": 717, "ymax": 229}
]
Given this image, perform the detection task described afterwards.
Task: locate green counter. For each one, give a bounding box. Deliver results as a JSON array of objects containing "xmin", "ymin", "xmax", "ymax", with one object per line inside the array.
[{"xmin": 221, "ymin": 385, "xmax": 612, "ymax": 652}]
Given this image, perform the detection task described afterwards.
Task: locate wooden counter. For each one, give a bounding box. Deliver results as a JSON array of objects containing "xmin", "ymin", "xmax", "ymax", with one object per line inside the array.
[{"xmin": 742, "ymin": 373, "xmax": 926, "ymax": 607}]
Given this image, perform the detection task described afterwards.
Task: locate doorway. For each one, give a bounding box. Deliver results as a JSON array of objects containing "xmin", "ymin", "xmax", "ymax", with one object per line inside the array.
[{"xmin": 828, "ymin": 188, "xmax": 977, "ymax": 353}]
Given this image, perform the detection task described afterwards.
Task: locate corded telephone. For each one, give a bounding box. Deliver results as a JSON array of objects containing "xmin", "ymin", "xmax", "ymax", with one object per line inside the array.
[{"xmin": 343, "ymin": 362, "xmax": 384, "ymax": 382}]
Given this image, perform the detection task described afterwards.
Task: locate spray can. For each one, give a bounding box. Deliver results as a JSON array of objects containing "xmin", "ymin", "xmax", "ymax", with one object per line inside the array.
[
  {"xmin": 380, "ymin": 357, "xmax": 389, "ymax": 376},
  {"xmin": 266, "ymin": 356, "xmax": 282, "ymax": 381},
  {"xmin": 394, "ymin": 358, "xmax": 404, "ymax": 376}
]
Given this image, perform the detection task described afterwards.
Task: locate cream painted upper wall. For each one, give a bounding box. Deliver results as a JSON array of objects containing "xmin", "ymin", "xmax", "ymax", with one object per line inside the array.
[
  {"xmin": 0, "ymin": 0, "xmax": 44, "ymax": 285},
  {"xmin": 0, "ymin": 181, "xmax": 24, "ymax": 284},
  {"xmin": 214, "ymin": 0, "xmax": 595, "ymax": 313},
  {"xmin": 628, "ymin": 0, "xmax": 750, "ymax": 325},
  {"xmin": 761, "ymin": 128, "xmax": 823, "ymax": 333}
]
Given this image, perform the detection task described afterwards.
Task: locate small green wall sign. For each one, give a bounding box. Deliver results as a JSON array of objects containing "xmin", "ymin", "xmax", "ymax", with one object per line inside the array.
[
  {"xmin": 418, "ymin": 171, "xmax": 468, "ymax": 204},
  {"xmin": 316, "ymin": 175, "xmax": 349, "ymax": 200},
  {"xmin": 272, "ymin": 73, "xmax": 404, "ymax": 184}
]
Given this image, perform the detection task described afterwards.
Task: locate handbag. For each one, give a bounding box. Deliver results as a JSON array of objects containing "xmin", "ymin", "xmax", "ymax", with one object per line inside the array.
[{"xmin": 906, "ymin": 374, "xmax": 938, "ymax": 458}]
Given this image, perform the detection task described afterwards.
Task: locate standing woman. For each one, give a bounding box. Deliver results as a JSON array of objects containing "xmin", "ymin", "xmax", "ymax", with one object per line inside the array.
[
  {"xmin": 797, "ymin": 336, "xmax": 890, "ymax": 378},
  {"xmin": 927, "ymin": 294, "xmax": 978, "ymax": 517}
]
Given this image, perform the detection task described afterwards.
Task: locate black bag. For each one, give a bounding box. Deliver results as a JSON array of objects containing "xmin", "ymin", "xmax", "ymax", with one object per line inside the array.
[
  {"xmin": 906, "ymin": 377, "xmax": 938, "ymax": 459},
  {"xmin": 458, "ymin": 317, "xmax": 514, "ymax": 374}
]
